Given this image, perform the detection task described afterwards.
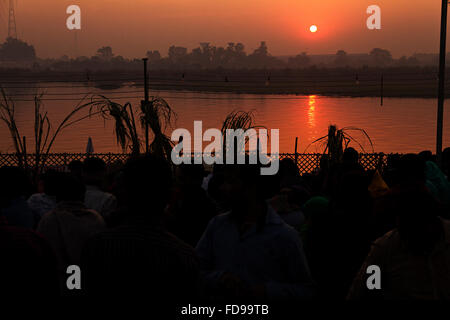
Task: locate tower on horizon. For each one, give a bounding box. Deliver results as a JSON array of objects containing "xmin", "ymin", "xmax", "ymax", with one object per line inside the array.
[{"xmin": 8, "ymin": 0, "xmax": 17, "ymax": 39}]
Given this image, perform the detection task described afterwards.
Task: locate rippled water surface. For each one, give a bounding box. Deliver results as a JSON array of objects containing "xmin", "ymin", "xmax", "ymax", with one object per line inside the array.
[{"xmin": 1, "ymin": 85, "xmax": 449, "ymax": 154}]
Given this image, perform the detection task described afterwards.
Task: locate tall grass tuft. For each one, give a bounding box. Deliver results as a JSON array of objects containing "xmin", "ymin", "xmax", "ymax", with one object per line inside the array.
[
  {"xmin": 221, "ymin": 110, "xmax": 264, "ymax": 133},
  {"xmin": 86, "ymin": 96, "xmax": 141, "ymax": 155},
  {"xmin": 0, "ymin": 88, "xmax": 25, "ymax": 165},
  {"xmin": 0, "ymin": 89, "xmax": 104, "ymax": 175},
  {"xmin": 221, "ymin": 110, "xmax": 264, "ymax": 157},
  {"xmin": 306, "ymin": 124, "xmax": 374, "ymax": 167},
  {"xmin": 140, "ymin": 97, "xmax": 176, "ymax": 160},
  {"xmin": 86, "ymin": 95, "xmax": 176, "ymax": 161}
]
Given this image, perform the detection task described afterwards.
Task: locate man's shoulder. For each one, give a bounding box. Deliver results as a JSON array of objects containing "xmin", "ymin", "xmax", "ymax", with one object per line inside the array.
[
  {"xmin": 27, "ymin": 193, "xmax": 44, "ymax": 202},
  {"xmin": 0, "ymin": 224, "xmax": 50, "ymax": 250},
  {"xmin": 441, "ymin": 217, "xmax": 450, "ymax": 228},
  {"xmin": 85, "ymin": 208, "xmax": 105, "ymax": 220},
  {"xmin": 210, "ymin": 211, "xmax": 231, "ymax": 222},
  {"xmin": 0, "ymin": 224, "xmax": 37, "ymax": 238},
  {"xmin": 440, "ymin": 217, "xmax": 450, "ymax": 242},
  {"xmin": 84, "ymin": 226, "xmax": 198, "ymax": 271},
  {"xmin": 38, "ymin": 209, "xmax": 57, "ymax": 222},
  {"xmin": 202, "ymin": 211, "xmax": 232, "ymax": 230},
  {"xmin": 87, "ymin": 225, "xmax": 195, "ymax": 254},
  {"xmin": 164, "ymin": 231, "xmax": 198, "ymax": 257},
  {"xmin": 265, "ymin": 207, "xmax": 300, "ymax": 239},
  {"xmin": 371, "ymin": 228, "xmax": 400, "ymax": 251},
  {"xmin": 86, "ymin": 187, "xmax": 115, "ymax": 199},
  {"xmin": 270, "ymin": 221, "xmax": 302, "ymax": 245}
]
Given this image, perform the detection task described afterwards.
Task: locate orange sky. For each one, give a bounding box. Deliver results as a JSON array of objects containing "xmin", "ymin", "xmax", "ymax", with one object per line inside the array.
[{"xmin": 1, "ymin": 0, "xmax": 446, "ymax": 58}]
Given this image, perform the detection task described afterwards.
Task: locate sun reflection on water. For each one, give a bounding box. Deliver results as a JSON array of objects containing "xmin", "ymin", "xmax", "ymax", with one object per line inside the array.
[{"xmin": 308, "ymin": 95, "xmax": 316, "ymax": 127}]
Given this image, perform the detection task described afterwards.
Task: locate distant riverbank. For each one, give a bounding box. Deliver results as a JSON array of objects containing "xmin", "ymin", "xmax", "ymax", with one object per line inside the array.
[
  {"xmin": 0, "ymin": 68, "xmax": 449, "ymax": 98},
  {"xmin": 142, "ymin": 79, "xmax": 443, "ymax": 98}
]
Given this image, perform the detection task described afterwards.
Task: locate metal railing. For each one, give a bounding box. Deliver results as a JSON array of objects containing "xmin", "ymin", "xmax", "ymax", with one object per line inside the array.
[{"xmin": 0, "ymin": 152, "xmax": 391, "ymax": 175}]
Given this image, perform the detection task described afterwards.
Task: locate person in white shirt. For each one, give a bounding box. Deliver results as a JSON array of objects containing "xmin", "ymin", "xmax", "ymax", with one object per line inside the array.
[
  {"xmin": 37, "ymin": 173, "xmax": 105, "ymax": 292},
  {"xmin": 196, "ymin": 163, "xmax": 315, "ymax": 301},
  {"xmin": 82, "ymin": 157, "xmax": 117, "ymax": 221},
  {"xmin": 28, "ymin": 170, "xmax": 59, "ymax": 221}
]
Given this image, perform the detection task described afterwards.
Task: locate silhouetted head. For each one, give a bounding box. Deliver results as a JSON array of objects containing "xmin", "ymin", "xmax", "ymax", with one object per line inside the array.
[
  {"xmin": 83, "ymin": 157, "xmax": 107, "ymax": 186},
  {"xmin": 418, "ymin": 150, "xmax": 434, "ymax": 163},
  {"xmin": 392, "ymin": 188, "xmax": 442, "ymax": 254},
  {"xmin": 68, "ymin": 160, "xmax": 83, "ymax": 179},
  {"xmin": 207, "ymin": 164, "xmax": 225, "ymax": 205},
  {"xmin": 0, "ymin": 166, "xmax": 31, "ymax": 210},
  {"xmin": 279, "ymin": 158, "xmax": 299, "ymax": 178},
  {"xmin": 277, "ymin": 158, "xmax": 300, "ymax": 189},
  {"xmin": 386, "ymin": 153, "xmax": 401, "ymax": 170},
  {"xmin": 55, "ymin": 173, "xmax": 85, "ymax": 203},
  {"xmin": 121, "ymin": 155, "xmax": 172, "ymax": 218},
  {"xmin": 397, "ymin": 154, "xmax": 426, "ymax": 187},
  {"xmin": 41, "ymin": 170, "xmax": 62, "ymax": 197},
  {"xmin": 343, "ymin": 147, "xmax": 359, "ymax": 164},
  {"xmin": 220, "ymin": 162, "xmax": 263, "ymax": 211},
  {"xmin": 443, "ymin": 147, "xmax": 450, "ymax": 175},
  {"xmin": 336, "ymin": 170, "xmax": 370, "ymax": 211},
  {"xmin": 175, "ymin": 163, "xmax": 205, "ymax": 188},
  {"xmin": 319, "ymin": 154, "xmax": 330, "ymax": 171},
  {"xmin": 443, "ymin": 147, "xmax": 450, "ymax": 162}
]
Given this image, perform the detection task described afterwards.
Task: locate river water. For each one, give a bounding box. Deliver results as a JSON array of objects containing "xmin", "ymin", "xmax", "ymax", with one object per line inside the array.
[{"xmin": 0, "ymin": 84, "xmax": 449, "ymax": 154}]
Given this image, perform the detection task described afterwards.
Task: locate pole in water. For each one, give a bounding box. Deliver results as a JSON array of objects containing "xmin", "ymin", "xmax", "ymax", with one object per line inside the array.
[
  {"xmin": 143, "ymin": 58, "xmax": 149, "ymax": 102},
  {"xmin": 380, "ymin": 74, "xmax": 384, "ymax": 106},
  {"xmin": 142, "ymin": 58, "xmax": 149, "ymax": 153},
  {"xmin": 266, "ymin": 74, "xmax": 271, "ymax": 86},
  {"xmin": 436, "ymin": 0, "xmax": 448, "ymax": 167}
]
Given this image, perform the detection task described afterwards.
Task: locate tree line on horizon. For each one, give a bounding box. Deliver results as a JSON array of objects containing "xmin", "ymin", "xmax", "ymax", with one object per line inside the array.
[{"xmin": 0, "ymin": 37, "xmax": 445, "ymax": 71}]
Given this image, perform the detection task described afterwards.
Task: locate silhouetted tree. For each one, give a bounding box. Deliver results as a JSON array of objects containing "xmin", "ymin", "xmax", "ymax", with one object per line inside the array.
[
  {"xmin": 248, "ymin": 41, "xmax": 278, "ymax": 68},
  {"xmin": 222, "ymin": 42, "xmax": 246, "ymax": 68},
  {"xmin": 168, "ymin": 46, "xmax": 188, "ymax": 65},
  {"xmin": 0, "ymin": 37, "xmax": 36, "ymax": 61},
  {"xmin": 396, "ymin": 55, "xmax": 419, "ymax": 67},
  {"xmin": 146, "ymin": 50, "xmax": 161, "ymax": 63},
  {"xmin": 288, "ymin": 52, "xmax": 310, "ymax": 68},
  {"xmin": 369, "ymin": 48, "xmax": 393, "ymax": 67},
  {"xmin": 96, "ymin": 46, "xmax": 114, "ymax": 60},
  {"xmin": 334, "ymin": 50, "xmax": 348, "ymax": 67},
  {"xmin": 253, "ymin": 41, "xmax": 268, "ymax": 56},
  {"xmin": 199, "ymin": 42, "xmax": 214, "ymax": 66}
]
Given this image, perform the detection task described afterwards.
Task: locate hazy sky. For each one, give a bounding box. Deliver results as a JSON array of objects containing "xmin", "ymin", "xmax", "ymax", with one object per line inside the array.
[{"xmin": 0, "ymin": 0, "xmax": 446, "ymax": 58}]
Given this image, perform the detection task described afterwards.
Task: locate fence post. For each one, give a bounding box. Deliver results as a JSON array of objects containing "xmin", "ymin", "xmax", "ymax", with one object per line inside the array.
[
  {"xmin": 22, "ymin": 136, "xmax": 27, "ymax": 170},
  {"xmin": 377, "ymin": 152, "xmax": 385, "ymax": 173},
  {"xmin": 294, "ymin": 137, "xmax": 298, "ymax": 168}
]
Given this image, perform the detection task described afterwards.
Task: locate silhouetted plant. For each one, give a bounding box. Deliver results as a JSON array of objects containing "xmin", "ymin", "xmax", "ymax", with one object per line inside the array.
[
  {"xmin": 85, "ymin": 96, "xmax": 141, "ymax": 155},
  {"xmin": 305, "ymin": 124, "xmax": 374, "ymax": 167},
  {"xmin": 140, "ymin": 97, "xmax": 176, "ymax": 160},
  {"xmin": 0, "ymin": 88, "xmax": 102, "ymax": 174},
  {"xmin": 221, "ymin": 110, "xmax": 264, "ymax": 156},
  {"xmin": 0, "ymin": 88, "xmax": 25, "ymax": 164},
  {"xmin": 86, "ymin": 95, "xmax": 176, "ymax": 160}
]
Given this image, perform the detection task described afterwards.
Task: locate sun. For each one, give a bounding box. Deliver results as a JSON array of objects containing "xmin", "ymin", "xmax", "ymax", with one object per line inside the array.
[{"xmin": 309, "ymin": 25, "xmax": 318, "ymax": 33}]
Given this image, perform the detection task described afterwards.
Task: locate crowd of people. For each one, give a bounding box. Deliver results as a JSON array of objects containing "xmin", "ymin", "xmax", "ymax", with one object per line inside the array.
[{"xmin": 0, "ymin": 147, "xmax": 449, "ymax": 300}]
